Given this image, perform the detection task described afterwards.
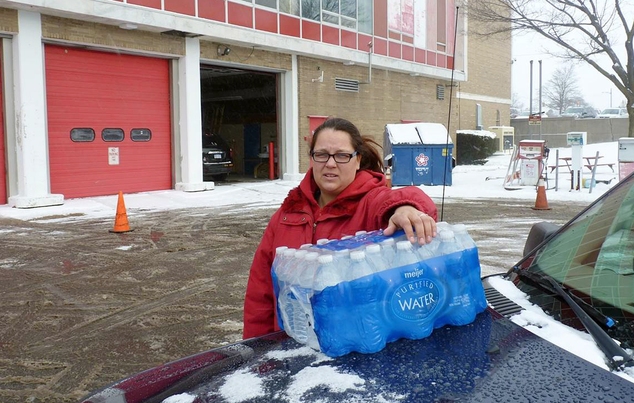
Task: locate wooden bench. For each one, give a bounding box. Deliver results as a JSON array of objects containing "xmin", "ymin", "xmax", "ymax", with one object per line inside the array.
[
  {"xmin": 548, "ymin": 164, "xmax": 569, "ymax": 173},
  {"xmin": 549, "ymin": 156, "xmax": 615, "ymax": 173},
  {"xmin": 584, "ymin": 163, "xmax": 615, "ymax": 172}
]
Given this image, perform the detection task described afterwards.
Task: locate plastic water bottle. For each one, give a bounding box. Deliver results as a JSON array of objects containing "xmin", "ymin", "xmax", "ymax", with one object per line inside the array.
[
  {"xmin": 452, "ymin": 224, "xmax": 487, "ymax": 312},
  {"xmin": 438, "ymin": 230, "xmax": 474, "ymax": 325},
  {"xmin": 313, "ymin": 254, "xmax": 341, "ymax": 291},
  {"xmin": 347, "ymin": 250, "xmax": 375, "ymax": 281},
  {"xmin": 277, "ymin": 248, "xmax": 298, "ymax": 337},
  {"xmin": 347, "ymin": 249, "xmax": 384, "ymax": 351},
  {"xmin": 271, "ymin": 246, "xmax": 289, "ymax": 330},
  {"xmin": 379, "ymin": 237, "xmax": 396, "ymax": 267},
  {"xmin": 286, "ymin": 251, "xmax": 319, "ymax": 343},
  {"xmin": 333, "ymin": 248, "xmax": 351, "ymax": 273},
  {"xmin": 294, "ymin": 251, "xmax": 320, "ymax": 347},
  {"xmin": 437, "ymin": 230, "xmax": 461, "ymax": 256},
  {"xmin": 452, "ymin": 224, "xmax": 475, "ymax": 249},
  {"xmin": 392, "ymin": 240, "xmax": 420, "ymax": 268},
  {"xmin": 416, "ymin": 241, "xmax": 436, "ymax": 261},
  {"xmin": 364, "ymin": 244, "xmax": 389, "ymax": 273}
]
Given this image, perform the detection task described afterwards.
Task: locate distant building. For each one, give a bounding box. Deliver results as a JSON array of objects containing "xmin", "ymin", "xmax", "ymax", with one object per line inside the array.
[{"xmin": 0, "ymin": 0, "xmax": 511, "ymax": 207}]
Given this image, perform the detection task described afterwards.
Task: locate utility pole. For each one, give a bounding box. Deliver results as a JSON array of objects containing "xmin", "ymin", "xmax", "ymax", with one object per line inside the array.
[
  {"xmin": 539, "ymin": 60, "xmax": 542, "ymax": 140},
  {"xmin": 529, "ymin": 60, "xmax": 533, "ymax": 138}
]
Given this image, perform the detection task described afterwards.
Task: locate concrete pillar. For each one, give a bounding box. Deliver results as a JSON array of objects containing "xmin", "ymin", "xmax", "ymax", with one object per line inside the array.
[
  {"xmin": 8, "ymin": 10, "xmax": 63, "ymax": 208},
  {"xmin": 282, "ymin": 54, "xmax": 303, "ymax": 181},
  {"xmin": 174, "ymin": 36, "xmax": 212, "ymax": 192}
]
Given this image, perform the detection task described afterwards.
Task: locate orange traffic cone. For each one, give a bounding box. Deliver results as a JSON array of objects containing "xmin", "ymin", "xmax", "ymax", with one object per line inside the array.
[
  {"xmin": 110, "ymin": 191, "xmax": 133, "ymax": 233},
  {"xmin": 532, "ymin": 177, "xmax": 551, "ymax": 210}
]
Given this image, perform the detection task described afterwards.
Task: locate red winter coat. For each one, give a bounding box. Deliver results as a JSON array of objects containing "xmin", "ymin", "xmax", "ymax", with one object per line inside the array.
[{"xmin": 242, "ymin": 169, "xmax": 437, "ymax": 339}]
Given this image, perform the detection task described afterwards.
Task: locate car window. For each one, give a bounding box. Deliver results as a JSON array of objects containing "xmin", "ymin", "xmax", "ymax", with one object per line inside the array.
[
  {"xmin": 203, "ymin": 133, "xmax": 229, "ymax": 149},
  {"xmin": 526, "ymin": 174, "xmax": 634, "ymax": 315}
]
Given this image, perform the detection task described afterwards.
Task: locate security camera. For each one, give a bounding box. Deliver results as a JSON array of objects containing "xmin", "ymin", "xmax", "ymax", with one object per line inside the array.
[{"xmin": 217, "ymin": 46, "xmax": 231, "ymax": 56}]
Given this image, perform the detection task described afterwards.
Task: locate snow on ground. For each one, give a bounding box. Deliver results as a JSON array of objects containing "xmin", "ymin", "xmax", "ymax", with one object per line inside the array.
[{"xmin": 0, "ymin": 142, "xmax": 623, "ymax": 222}]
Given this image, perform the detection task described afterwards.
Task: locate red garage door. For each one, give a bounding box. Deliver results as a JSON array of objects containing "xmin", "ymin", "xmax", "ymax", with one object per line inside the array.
[{"xmin": 46, "ymin": 45, "xmax": 172, "ymax": 199}]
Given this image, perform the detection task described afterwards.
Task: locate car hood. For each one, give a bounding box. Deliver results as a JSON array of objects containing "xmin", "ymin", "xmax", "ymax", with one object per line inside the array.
[{"xmin": 81, "ymin": 283, "xmax": 634, "ymax": 403}]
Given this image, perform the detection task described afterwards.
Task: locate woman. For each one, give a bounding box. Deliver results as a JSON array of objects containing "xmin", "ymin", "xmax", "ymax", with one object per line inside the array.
[{"xmin": 243, "ymin": 117, "xmax": 438, "ymax": 339}]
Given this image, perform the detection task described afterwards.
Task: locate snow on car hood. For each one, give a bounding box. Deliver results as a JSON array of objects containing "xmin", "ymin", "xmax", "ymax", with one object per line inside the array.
[{"xmin": 487, "ymin": 275, "xmax": 634, "ymax": 383}]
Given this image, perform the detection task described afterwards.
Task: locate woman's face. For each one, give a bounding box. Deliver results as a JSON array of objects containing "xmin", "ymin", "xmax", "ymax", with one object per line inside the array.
[{"xmin": 312, "ymin": 128, "xmax": 361, "ymax": 205}]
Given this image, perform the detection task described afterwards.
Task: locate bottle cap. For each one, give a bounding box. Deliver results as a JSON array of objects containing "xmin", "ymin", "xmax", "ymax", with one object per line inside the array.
[
  {"xmin": 350, "ymin": 250, "xmax": 366, "ymax": 261},
  {"xmin": 452, "ymin": 223, "xmax": 467, "ymax": 234},
  {"xmin": 365, "ymin": 244, "xmax": 381, "ymax": 254},
  {"xmin": 440, "ymin": 230, "xmax": 455, "ymax": 240},
  {"xmin": 396, "ymin": 240, "xmax": 413, "ymax": 250},
  {"xmin": 305, "ymin": 252, "xmax": 319, "ymax": 261},
  {"xmin": 318, "ymin": 254, "xmax": 333, "ymax": 264}
]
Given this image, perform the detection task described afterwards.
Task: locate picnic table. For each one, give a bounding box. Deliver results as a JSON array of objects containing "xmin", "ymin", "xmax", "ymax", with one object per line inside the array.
[{"xmin": 549, "ymin": 156, "xmax": 615, "ymax": 173}]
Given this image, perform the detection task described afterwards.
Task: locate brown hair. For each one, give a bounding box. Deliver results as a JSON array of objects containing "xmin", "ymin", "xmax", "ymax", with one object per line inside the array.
[{"xmin": 310, "ymin": 117, "xmax": 384, "ymax": 173}]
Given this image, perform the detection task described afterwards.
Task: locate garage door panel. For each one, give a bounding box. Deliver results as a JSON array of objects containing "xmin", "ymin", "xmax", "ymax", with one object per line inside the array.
[{"xmin": 46, "ymin": 45, "xmax": 172, "ymax": 199}]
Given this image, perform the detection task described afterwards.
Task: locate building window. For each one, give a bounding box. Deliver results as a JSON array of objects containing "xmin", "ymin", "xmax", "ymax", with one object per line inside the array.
[
  {"xmin": 301, "ymin": 0, "xmax": 321, "ymax": 20},
  {"xmin": 255, "ymin": 0, "xmax": 277, "ymax": 8},
  {"xmin": 241, "ymin": 0, "xmax": 373, "ymax": 32},
  {"xmin": 102, "ymin": 128, "xmax": 124, "ymax": 142},
  {"xmin": 280, "ymin": 0, "xmax": 300, "ymax": 15},
  {"xmin": 130, "ymin": 128, "xmax": 152, "ymax": 142},
  {"xmin": 437, "ymin": 0, "xmax": 447, "ymax": 50},
  {"xmin": 70, "ymin": 128, "xmax": 95, "ymax": 142}
]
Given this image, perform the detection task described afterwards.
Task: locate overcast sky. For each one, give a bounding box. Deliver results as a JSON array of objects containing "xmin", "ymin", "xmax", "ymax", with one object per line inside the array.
[{"xmin": 511, "ymin": 30, "xmax": 629, "ymax": 112}]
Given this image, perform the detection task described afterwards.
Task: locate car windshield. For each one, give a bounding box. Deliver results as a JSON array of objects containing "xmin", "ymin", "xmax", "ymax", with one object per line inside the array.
[
  {"xmin": 565, "ymin": 108, "xmax": 584, "ymax": 113},
  {"xmin": 522, "ymin": 173, "xmax": 634, "ymax": 344}
]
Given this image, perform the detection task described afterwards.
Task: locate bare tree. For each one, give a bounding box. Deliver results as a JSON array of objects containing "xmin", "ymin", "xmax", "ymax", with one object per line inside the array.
[
  {"xmin": 466, "ymin": 0, "xmax": 634, "ymax": 137},
  {"xmin": 543, "ymin": 65, "xmax": 581, "ymax": 114}
]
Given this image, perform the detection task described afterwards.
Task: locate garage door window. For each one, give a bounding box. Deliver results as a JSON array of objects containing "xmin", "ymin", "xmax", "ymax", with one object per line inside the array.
[
  {"xmin": 130, "ymin": 128, "xmax": 152, "ymax": 142},
  {"xmin": 70, "ymin": 128, "xmax": 95, "ymax": 142},
  {"xmin": 102, "ymin": 128, "xmax": 124, "ymax": 142}
]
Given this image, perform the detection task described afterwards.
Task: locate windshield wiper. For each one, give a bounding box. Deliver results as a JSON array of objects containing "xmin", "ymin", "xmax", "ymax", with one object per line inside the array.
[
  {"xmin": 512, "ymin": 268, "xmax": 634, "ymax": 371},
  {"xmin": 513, "ymin": 269, "xmax": 616, "ymax": 329}
]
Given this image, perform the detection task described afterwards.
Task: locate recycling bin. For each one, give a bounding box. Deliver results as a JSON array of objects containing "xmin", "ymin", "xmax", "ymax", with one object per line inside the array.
[{"xmin": 384, "ymin": 123, "xmax": 453, "ymax": 186}]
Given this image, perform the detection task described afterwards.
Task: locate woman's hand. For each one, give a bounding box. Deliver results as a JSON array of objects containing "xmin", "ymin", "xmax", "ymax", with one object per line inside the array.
[{"xmin": 383, "ymin": 205, "xmax": 437, "ymax": 245}]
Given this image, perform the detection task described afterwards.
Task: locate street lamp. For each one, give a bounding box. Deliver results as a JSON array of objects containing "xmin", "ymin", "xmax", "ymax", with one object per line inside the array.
[{"xmin": 603, "ymin": 88, "xmax": 613, "ymax": 108}]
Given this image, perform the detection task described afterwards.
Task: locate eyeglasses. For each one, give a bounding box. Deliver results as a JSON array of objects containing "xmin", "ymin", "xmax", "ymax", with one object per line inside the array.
[{"xmin": 311, "ymin": 151, "xmax": 358, "ymax": 164}]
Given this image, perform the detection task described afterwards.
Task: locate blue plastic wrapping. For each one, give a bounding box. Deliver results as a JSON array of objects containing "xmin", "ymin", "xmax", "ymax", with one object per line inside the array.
[{"xmin": 272, "ymin": 228, "xmax": 488, "ymax": 357}]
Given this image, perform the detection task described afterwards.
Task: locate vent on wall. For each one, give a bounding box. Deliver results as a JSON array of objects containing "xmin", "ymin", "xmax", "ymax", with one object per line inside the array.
[
  {"xmin": 335, "ymin": 78, "xmax": 360, "ymax": 92},
  {"xmin": 436, "ymin": 84, "xmax": 445, "ymax": 100}
]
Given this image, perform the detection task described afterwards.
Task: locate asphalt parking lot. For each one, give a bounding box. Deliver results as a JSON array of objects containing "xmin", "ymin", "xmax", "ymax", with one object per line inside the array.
[{"xmin": 0, "ymin": 195, "xmax": 586, "ymax": 402}]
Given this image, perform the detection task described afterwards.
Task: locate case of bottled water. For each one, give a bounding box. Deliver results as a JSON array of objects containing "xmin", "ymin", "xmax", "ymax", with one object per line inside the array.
[{"xmin": 271, "ymin": 223, "xmax": 488, "ymax": 357}]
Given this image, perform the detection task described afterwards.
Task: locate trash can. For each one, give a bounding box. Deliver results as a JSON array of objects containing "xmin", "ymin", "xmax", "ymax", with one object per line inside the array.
[{"xmin": 384, "ymin": 122, "xmax": 453, "ymax": 186}]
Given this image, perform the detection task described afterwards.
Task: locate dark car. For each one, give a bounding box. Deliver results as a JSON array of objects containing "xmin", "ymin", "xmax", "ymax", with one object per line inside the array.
[
  {"xmin": 203, "ymin": 133, "xmax": 233, "ymax": 181},
  {"xmin": 80, "ymin": 173, "xmax": 634, "ymax": 402}
]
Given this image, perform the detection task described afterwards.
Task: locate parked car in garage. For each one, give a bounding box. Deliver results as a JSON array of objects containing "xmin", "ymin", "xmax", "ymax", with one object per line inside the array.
[
  {"xmin": 202, "ymin": 132, "xmax": 233, "ymax": 181},
  {"xmin": 80, "ymin": 172, "xmax": 634, "ymax": 402},
  {"xmin": 598, "ymin": 108, "xmax": 628, "ymax": 118}
]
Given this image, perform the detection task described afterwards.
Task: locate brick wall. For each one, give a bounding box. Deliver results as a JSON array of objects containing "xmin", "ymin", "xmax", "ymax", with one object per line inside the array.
[{"xmin": 297, "ymin": 57, "xmax": 460, "ymax": 172}]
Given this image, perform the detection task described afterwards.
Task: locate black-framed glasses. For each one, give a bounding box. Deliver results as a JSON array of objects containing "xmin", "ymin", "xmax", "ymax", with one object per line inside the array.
[{"xmin": 311, "ymin": 151, "xmax": 358, "ymax": 163}]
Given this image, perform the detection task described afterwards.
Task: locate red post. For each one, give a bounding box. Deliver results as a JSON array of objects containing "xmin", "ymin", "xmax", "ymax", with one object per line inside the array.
[{"xmin": 268, "ymin": 141, "xmax": 275, "ymax": 180}]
